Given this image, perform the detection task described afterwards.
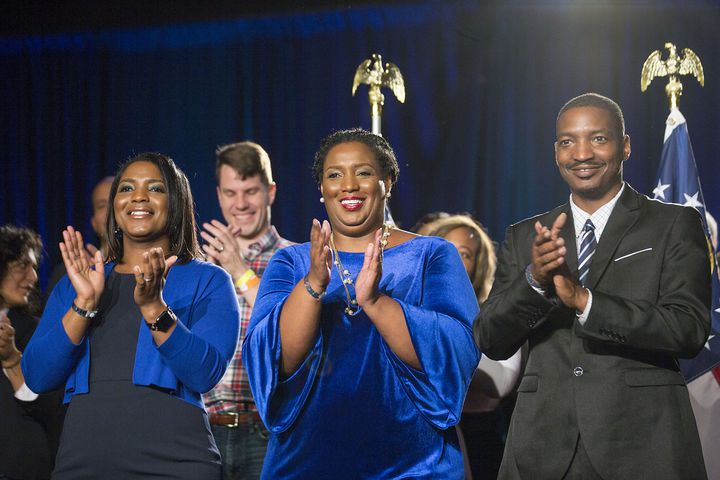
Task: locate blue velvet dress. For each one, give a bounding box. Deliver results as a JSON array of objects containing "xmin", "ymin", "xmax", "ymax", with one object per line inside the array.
[{"xmin": 243, "ymin": 236, "xmax": 480, "ymax": 479}]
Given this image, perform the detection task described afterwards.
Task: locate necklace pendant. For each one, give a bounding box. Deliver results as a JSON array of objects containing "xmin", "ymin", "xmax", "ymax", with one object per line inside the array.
[{"xmin": 351, "ymin": 299, "xmax": 358, "ymax": 305}]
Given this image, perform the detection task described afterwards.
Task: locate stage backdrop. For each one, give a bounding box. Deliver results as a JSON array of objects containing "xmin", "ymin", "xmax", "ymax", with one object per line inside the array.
[{"xmin": 1, "ymin": 0, "xmax": 719, "ymax": 288}]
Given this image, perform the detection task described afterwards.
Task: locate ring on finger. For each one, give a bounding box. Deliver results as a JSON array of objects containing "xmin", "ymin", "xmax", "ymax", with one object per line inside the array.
[{"xmin": 218, "ymin": 244, "xmax": 225, "ymax": 252}]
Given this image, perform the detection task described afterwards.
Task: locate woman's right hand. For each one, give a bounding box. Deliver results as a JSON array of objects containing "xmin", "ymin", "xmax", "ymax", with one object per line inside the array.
[
  {"xmin": 59, "ymin": 226, "xmax": 105, "ymax": 309},
  {"xmin": 306, "ymin": 219, "xmax": 332, "ymax": 294}
]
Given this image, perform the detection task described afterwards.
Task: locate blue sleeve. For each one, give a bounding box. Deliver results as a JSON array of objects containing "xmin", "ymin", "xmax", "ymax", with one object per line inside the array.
[
  {"xmin": 242, "ymin": 247, "xmax": 321, "ymax": 433},
  {"xmin": 22, "ymin": 275, "xmax": 86, "ymax": 393},
  {"xmin": 156, "ymin": 264, "xmax": 240, "ymax": 394},
  {"xmin": 387, "ymin": 241, "xmax": 481, "ymax": 429}
]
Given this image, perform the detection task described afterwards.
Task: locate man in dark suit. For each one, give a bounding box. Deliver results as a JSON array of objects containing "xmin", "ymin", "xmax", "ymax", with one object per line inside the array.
[{"xmin": 475, "ymin": 93, "xmax": 710, "ymax": 479}]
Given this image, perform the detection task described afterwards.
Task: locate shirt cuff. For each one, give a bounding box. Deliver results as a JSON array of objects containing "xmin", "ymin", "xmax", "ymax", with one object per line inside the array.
[
  {"xmin": 525, "ymin": 264, "xmax": 548, "ymax": 297},
  {"xmin": 6, "ymin": 377, "xmax": 39, "ymax": 402},
  {"xmin": 576, "ymin": 289, "xmax": 593, "ymax": 326}
]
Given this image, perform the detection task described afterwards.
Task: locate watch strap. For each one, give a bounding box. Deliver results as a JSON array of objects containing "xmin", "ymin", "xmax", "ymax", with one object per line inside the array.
[{"xmin": 146, "ymin": 308, "xmax": 176, "ymax": 332}]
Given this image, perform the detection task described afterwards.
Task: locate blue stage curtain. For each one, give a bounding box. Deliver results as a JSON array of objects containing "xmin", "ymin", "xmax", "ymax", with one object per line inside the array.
[{"xmin": 1, "ymin": 1, "xmax": 719, "ymax": 289}]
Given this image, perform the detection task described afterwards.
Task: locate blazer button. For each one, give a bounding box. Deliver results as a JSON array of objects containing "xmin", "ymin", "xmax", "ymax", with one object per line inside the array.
[{"xmin": 573, "ymin": 366, "xmax": 584, "ymax": 377}]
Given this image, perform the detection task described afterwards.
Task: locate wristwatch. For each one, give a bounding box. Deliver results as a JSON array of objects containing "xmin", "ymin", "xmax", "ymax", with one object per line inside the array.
[{"xmin": 146, "ymin": 308, "xmax": 177, "ymax": 332}]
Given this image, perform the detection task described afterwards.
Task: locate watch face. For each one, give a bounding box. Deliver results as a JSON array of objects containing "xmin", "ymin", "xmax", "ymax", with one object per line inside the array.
[{"xmin": 149, "ymin": 309, "xmax": 176, "ymax": 332}]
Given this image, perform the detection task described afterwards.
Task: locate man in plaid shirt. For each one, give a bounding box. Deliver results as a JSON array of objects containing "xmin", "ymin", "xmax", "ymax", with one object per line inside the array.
[{"xmin": 201, "ymin": 142, "xmax": 294, "ymax": 480}]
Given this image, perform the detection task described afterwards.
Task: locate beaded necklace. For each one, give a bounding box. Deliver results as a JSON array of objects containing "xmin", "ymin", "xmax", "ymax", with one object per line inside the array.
[{"xmin": 329, "ymin": 223, "xmax": 393, "ymax": 316}]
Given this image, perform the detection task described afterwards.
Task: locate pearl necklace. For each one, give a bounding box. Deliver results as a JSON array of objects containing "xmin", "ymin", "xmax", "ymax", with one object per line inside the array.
[{"xmin": 329, "ymin": 224, "xmax": 393, "ymax": 316}]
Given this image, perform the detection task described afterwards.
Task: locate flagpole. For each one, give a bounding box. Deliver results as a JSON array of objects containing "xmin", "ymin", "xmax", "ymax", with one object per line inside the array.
[{"xmin": 352, "ymin": 53, "xmax": 406, "ymax": 225}]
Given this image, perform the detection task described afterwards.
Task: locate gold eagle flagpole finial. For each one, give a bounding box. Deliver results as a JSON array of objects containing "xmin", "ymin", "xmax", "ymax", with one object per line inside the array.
[
  {"xmin": 641, "ymin": 42, "xmax": 704, "ymax": 111},
  {"xmin": 352, "ymin": 53, "xmax": 405, "ymax": 136}
]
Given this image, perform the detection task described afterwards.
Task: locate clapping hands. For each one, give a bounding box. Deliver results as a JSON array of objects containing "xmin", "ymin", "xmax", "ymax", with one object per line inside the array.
[
  {"xmin": 354, "ymin": 227, "xmax": 385, "ymax": 308},
  {"xmin": 0, "ymin": 312, "xmax": 21, "ymax": 368},
  {"xmin": 59, "ymin": 226, "xmax": 105, "ymax": 310},
  {"xmin": 306, "ymin": 219, "xmax": 332, "ymax": 295},
  {"xmin": 201, "ymin": 220, "xmax": 249, "ymax": 280}
]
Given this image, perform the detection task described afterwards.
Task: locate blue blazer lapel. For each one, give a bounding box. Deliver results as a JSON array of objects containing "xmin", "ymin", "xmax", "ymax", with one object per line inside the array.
[{"xmin": 586, "ymin": 186, "xmax": 643, "ymax": 289}]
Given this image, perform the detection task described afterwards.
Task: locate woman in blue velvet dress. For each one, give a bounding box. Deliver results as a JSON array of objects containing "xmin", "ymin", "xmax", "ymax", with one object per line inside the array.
[
  {"xmin": 22, "ymin": 153, "xmax": 239, "ymax": 479},
  {"xmin": 243, "ymin": 129, "xmax": 480, "ymax": 479}
]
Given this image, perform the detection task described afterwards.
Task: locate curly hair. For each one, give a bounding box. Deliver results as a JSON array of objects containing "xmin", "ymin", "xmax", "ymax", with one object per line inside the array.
[
  {"xmin": 0, "ymin": 224, "xmax": 43, "ymax": 313},
  {"xmin": 106, "ymin": 152, "xmax": 201, "ymax": 264},
  {"xmin": 426, "ymin": 214, "xmax": 496, "ymax": 303},
  {"xmin": 312, "ymin": 128, "xmax": 400, "ymax": 188}
]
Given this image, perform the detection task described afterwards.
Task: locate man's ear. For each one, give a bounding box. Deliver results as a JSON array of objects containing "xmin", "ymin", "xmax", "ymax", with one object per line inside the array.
[
  {"xmin": 623, "ymin": 134, "xmax": 631, "ymax": 161},
  {"xmin": 267, "ymin": 182, "xmax": 277, "ymax": 206}
]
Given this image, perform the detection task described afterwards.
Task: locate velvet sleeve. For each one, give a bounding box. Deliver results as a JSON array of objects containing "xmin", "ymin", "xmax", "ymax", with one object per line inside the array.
[
  {"xmin": 155, "ymin": 264, "xmax": 240, "ymax": 394},
  {"xmin": 385, "ymin": 240, "xmax": 480, "ymax": 429},
  {"xmin": 22, "ymin": 276, "xmax": 86, "ymax": 393},
  {"xmin": 242, "ymin": 247, "xmax": 319, "ymax": 433}
]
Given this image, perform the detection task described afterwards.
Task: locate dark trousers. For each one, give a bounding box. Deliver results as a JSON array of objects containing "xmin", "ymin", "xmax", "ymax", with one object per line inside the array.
[{"xmin": 460, "ymin": 410, "xmax": 507, "ymax": 479}]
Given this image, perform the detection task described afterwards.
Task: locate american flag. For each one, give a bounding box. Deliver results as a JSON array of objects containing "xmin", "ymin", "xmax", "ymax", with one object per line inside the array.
[{"xmin": 651, "ymin": 108, "xmax": 720, "ymax": 382}]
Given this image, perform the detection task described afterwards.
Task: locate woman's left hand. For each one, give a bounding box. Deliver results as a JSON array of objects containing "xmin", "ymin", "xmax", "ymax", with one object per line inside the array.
[
  {"xmin": 0, "ymin": 313, "xmax": 21, "ymax": 368},
  {"xmin": 132, "ymin": 247, "xmax": 178, "ymax": 309},
  {"xmin": 354, "ymin": 228, "xmax": 384, "ymax": 308}
]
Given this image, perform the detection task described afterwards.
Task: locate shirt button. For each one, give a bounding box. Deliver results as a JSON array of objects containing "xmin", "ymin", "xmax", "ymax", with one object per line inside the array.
[{"xmin": 573, "ymin": 366, "xmax": 584, "ymax": 377}]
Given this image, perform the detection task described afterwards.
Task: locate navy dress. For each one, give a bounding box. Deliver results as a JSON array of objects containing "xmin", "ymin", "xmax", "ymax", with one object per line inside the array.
[
  {"xmin": 52, "ymin": 271, "xmax": 221, "ymax": 479},
  {"xmin": 244, "ymin": 237, "xmax": 480, "ymax": 479}
]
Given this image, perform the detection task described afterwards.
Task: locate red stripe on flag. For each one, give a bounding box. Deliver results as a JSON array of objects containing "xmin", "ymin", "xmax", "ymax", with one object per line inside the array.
[{"xmin": 712, "ymin": 367, "xmax": 720, "ymax": 385}]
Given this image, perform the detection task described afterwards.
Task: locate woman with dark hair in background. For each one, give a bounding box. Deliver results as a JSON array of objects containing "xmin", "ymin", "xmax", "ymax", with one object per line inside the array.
[
  {"xmin": 243, "ymin": 128, "xmax": 480, "ymax": 478},
  {"xmin": 426, "ymin": 215, "xmax": 523, "ymax": 479},
  {"xmin": 22, "ymin": 153, "xmax": 240, "ymax": 479},
  {"xmin": 0, "ymin": 225, "xmax": 65, "ymax": 480}
]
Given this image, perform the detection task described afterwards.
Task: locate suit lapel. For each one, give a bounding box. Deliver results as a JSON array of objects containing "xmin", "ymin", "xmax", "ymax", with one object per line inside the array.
[
  {"xmin": 560, "ymin": 205, "xmax": 578, "ymax": 274},
  {"xmin": 586, "ymin": 186, "xmax": 643, "ymax": 289}
]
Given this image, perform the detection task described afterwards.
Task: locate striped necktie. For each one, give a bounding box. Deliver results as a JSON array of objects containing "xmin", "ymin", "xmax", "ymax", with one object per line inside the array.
[{"xmin": 578, "ymin": 219, "xmax": 596, "ymax": 287}]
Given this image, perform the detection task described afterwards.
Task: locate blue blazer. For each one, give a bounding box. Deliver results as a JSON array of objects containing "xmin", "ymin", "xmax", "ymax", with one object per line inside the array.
[{"xmin": 22, "ymin": 259, "xmax": 240, "ymax": 409}]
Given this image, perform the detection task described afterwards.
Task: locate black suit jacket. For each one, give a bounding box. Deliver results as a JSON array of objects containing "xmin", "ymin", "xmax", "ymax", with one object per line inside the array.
[{"xmin": 475, "ymin": 185, "xmax": 710, "ymax": 480}]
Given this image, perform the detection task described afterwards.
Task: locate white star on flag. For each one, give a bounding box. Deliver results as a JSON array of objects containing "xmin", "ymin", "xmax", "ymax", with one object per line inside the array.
[
  {"xmin": 683, "ymin": 192, "xmax": 703, "ymax": 209},
  {"xmin": 653, "ymin": 180, "xmax": 670, "ymax": 200},
  {"xmin": 705, "ymin": 334, "xmax": 716, "ymax": 351}
]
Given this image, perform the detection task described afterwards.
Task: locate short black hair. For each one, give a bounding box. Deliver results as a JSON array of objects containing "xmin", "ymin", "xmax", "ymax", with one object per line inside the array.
[
  {"xmin": 215, "ymin": 141, "xmax": 273, "ymax": 186},
  {"xmin": 0, "ymin": 224, "xmax": 42, "ymax": 313},
  {"xmin": 312, "ymin": 128, "xmax": 400, "ymax": 188},
  {"xmin": 106, "ymin": 152, "xmax": 201, "ymax": 264},
  {"xmin": 557, "ymin": 92, "xmax": 625, "ymax": 138}
]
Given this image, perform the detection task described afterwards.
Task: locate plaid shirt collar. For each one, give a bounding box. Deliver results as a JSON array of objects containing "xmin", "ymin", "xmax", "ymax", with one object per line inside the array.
[{"xmin": 244, "ymin": 225, "xmax": 283, "ymax": 262}]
